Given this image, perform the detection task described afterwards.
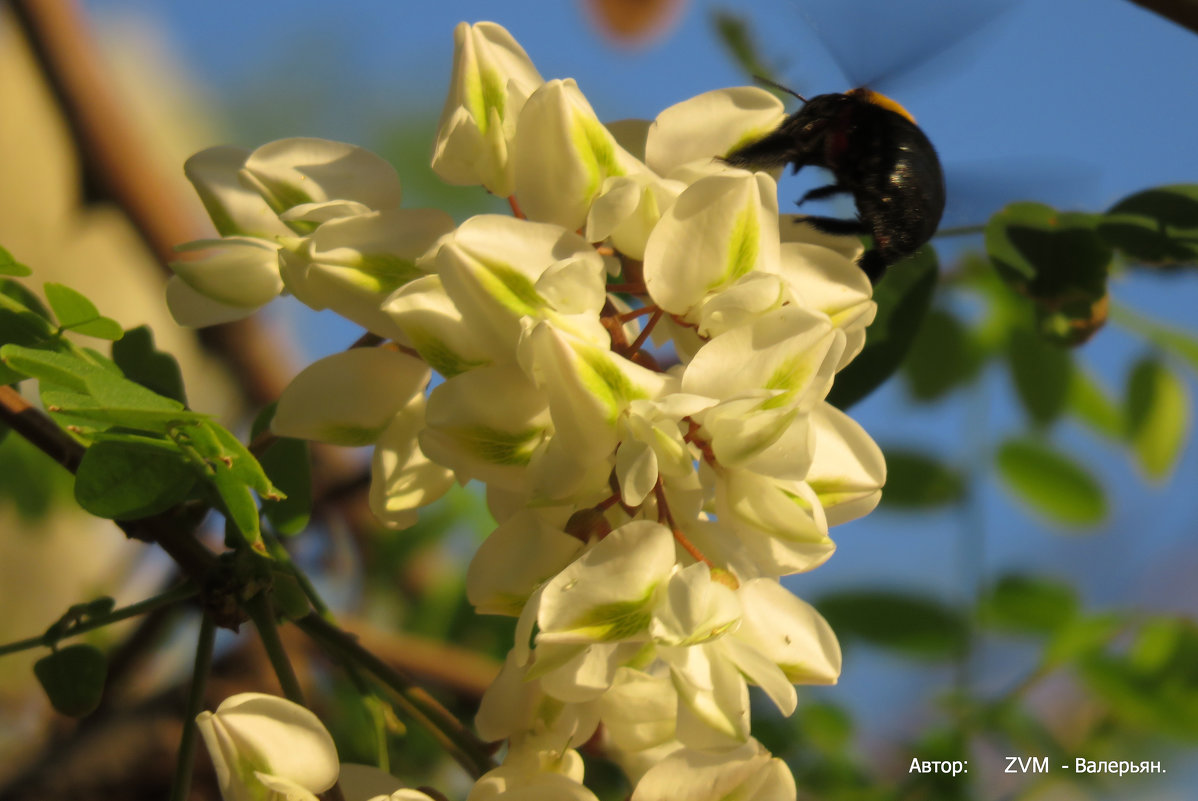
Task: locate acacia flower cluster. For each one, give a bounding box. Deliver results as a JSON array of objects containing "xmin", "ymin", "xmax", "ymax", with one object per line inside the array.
[{"xmin": 176, "ymin": 21, "xmax": 886, "ymax": 801}]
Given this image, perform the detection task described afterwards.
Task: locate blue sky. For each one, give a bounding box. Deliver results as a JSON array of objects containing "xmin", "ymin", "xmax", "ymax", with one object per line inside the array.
[{"xmin": 82, "ymin": 0, "xmax": 1198, "ymax": 787}]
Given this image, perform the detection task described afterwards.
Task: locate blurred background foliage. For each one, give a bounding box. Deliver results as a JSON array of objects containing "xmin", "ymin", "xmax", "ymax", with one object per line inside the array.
[{"xmin": 1, "ymin": 0, "xmax": 1197, "ymax": 799}]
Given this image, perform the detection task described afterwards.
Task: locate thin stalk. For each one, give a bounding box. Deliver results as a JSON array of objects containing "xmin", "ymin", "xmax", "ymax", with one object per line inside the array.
[
  {"xmin": 295, "ymin": 614, "xmax": 495, "ymax": 779},
  {"xmin": 264, "ymin": 535, "xmax": 330, "ymax": 618},
  {"xmin": 0, "ymin": 582, "xmax": 198, "ymax": 658},
  {"xmin": 168, "ymin": 613, "xmax": 216, "ymax": 801},
  {"xmin": 245, "ymin": 592, "xmax": 305, "ymax": 705}
]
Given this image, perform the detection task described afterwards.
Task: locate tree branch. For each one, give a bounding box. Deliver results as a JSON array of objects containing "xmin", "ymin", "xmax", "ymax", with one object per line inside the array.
[{"xmin": 0, "ymin": 385, "xmax": 226, "ymax": 615}]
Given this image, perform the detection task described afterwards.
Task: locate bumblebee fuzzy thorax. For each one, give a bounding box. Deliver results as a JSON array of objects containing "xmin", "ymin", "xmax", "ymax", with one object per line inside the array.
[{"xmin": 846, "ymin": 88, "xmax": 917, "ymax": 125}]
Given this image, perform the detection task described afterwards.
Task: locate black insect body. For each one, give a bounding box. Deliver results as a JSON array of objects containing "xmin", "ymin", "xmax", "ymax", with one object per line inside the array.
[{"xmin": 723, "ymin": 88, "xmax": 945, "ymax": 284}]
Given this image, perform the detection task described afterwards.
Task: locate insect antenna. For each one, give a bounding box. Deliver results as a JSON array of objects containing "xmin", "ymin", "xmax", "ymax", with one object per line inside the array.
[{"xmin": 752, "ymin": 75, "xmax": 807, "ymax": 104}]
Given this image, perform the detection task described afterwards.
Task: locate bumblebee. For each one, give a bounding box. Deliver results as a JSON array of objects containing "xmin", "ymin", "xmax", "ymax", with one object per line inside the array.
[{"xmin": 723, "ymin": 85, "xmax": 945, "ymax": 284}]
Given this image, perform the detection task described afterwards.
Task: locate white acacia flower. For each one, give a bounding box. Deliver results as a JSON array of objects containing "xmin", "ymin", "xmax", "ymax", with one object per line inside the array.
[
  {"xmin": 368, "ymin": 393, "xmax": 455, "ymax": 530},
  {"xmin": 432, "ymin": 21, "xmax": 545, "ymax": 197},
  {"xmin": 279, "ymin": 207, "xmax": 455, "ymax": 340},
  {"xmin": 272, "ymin": 348, "xmax": 430, "ymax": 447},
  {"xmin": 170, "ymin": 138, "xmax": 404, "ymax": 326},
  {"xmin": 425, "ymin": 214, "xmax": 610, "ymax": 358},
  {"xmin": 195, "ymin": 693, "xmax": 338, "ymax": 801},
  {"xmin": 467, "ymin": 745, "xmax": 599, "ymax": 801},
  {"xmin": 631, "ymin": 740, "xmax": 795, "ymax": 801},
  {"xmin": 586, "ymin": 173, "xmax": 685, "ymax": 261},
  {"xmin": 643, "ymin": 171, "xmax": 780, "ymax": 316},
  {"xmin": 512, "ymin": 79, "xmax": 646, "ymax": 231},
  {"xmin": 644, "ymin": 87, "xmax": 787, "ymax": 180},
  {"xmin": 173, "ymin": 19, "xmax": 892, "ymax": 801}
]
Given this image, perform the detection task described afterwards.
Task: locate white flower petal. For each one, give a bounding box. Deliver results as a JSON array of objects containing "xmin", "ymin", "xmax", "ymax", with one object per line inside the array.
[
  {"xmin": 195, "ymin": 693, "xmax": 338, "ymax": 801},
  {"xmin": 645, "ymin": 87, "xmax": 785, "ymax": 178},
  {"xmin": 241, "ymin": 137, "xmax": 402, "ymax": 216},
  {"xmin": 272, "ymin": 348, "xmax": 429, "ymax": 446},
  {"xmin": 165, "ymin": 275, "xmax": 257, "ymax": 327},
  {"xmin": 807, "ymin": 401, "xmax": 887, "ymax": 526},
  {"xmin": 432, "ymin": 21, "xmax": 545, "ymax": 196},
  {"xmin": 513, "ymin": 79, "xmax": 644, "ymax": 230},
  {"xmin": 467, "ymin": 510, "xmax": 585, "ymax": 616},
  {"xmin": 737, "ymin": 579, "xmax": 842, "ymax": 685},
  {"xmin": 643, "ymin": 172, "xmax": 779, "ymax": 315},
  {"xmin": 368, "ymin": 394, "xmax": 454, "ymax": 529},
  {"xmin": 538, "ymin": 520, "xmax": 675, "ymax": 643},
  {"xmin": 169, "ymin": 237, "xmax": 282, "ymax": 309},
  {"xmin": 184, "ymin": 145, "xmax": 292, "ymax": 239}
]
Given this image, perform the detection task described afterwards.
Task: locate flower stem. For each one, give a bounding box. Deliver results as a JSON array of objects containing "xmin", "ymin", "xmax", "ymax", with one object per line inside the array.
[
  {"xmin": 264, "ymin": 535, "xmax": 330, "ymax": 617},
  {"xmin": 168, "ymin": 612, "xmax": 216, "ymax": 801},
  {"xmin": 245, "ymin": 591, "xmax": 305, "ymax": 705},
  {"xmin": 628, "ymin": 308, "xmax": 664, "ymax": 354},
  {"xmin": 295, "ymin": 613, "xmax": 496, "ymax": 779},
  {"xmin": 0, "ymin": 582, "xmax": 198, "ymax": 658},
  {"xmin": 654, "ymin": 482, "xmax": 712, "ymax": 566}
]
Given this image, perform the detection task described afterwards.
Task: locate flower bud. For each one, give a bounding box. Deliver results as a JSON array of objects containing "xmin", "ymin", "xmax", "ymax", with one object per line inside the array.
[
  {"xmin": 195, "ymin": 693, "xmax": 338, "ymax": 801},
  {"xmin": 432, "ymin": 21, "xmax": 545, "ymax": 197}
]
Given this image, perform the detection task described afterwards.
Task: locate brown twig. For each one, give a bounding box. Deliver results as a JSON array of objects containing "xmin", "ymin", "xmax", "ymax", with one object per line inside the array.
[
  {"xmin": 0, "ymin": 385, "xmax": 225, "ymax": 615},
  {"xmin": 0, "ymin": 384, "xmax": 85, "ymax": 470}
]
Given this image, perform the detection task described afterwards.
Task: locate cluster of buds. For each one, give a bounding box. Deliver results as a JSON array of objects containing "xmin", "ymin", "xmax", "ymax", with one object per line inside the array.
[{"xmin": 173, "ymin": 21, "xmax": 886, "ymax": 801}]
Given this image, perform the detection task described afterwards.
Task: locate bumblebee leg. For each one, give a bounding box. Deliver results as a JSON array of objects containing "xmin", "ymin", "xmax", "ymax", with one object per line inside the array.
[
  {"xmin": 858, "ymin": 250, "xmax": 887, "ymax": 285},
  {"xmin": 797, "ymin": 183, "xmax": 851, "ymax": 206},
  {"xmin": 798, "ymin": 215, "xmax": 868, "ymax": 236}
]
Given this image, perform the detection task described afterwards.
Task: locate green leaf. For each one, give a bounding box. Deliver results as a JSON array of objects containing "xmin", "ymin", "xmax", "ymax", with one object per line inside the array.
[
  {"xmin": 259, "ymin": 437, "xmax": 311, "ymax": 535},
  {"xmin": 1110, "ymin": 303, "xmax": 1198, "ymax": 374},
  {"xmin": 1098, "ymin": 184, "xmax": 1198, "ymax": 266},
  {"xmin": 179, "ymin": 422, "xmax": 281, "ymax": 550},
  {"xmin": 814, "ymin": 589, "xmax": 968, "ymax": 659},
  {"xmin": 43, "ymin": 597, "xmax": 117, "ymax": 642},
  {"xmin": 827, "ymin": 247, "xmax": 938, "ymax": 409},
  {"xmin": 1044, "ymin": 614, "xmax": 1123, "ymax": 668},
  {"xmin": 0, "ymin": 277, "xmax": 52, "ymax": 321},
  {"xmin": 0, "ymin": 283, "xmax": 58, "ymax": 384},
  {"xmin": 34, "ymin": 644, "xmax": 107, "ymax": 717},
  {"xmin": 901, "ymin": 307, "xmax": 985, "ymax": 401},
  {"xmin": 201, "ymin": 422, "xmax": 281, "ymax": 499},
  {"xmin": 1078, "ymin": 618, "xmax": 1198, "ymax": 738},
  {"xmin": 1006, "ymin": 327, "xmax": 1073, "ymax": 427},
  {"xmin": 995, "ymin": 437, "xmax": 1107, "ymax": 527},
  {"xmin": 1066, "ymin": 369, "xmax": 1124, "ymax": 440},
  {"xmin": 985, "ymin": 202, "xmax": 1112, "ymax": 302},
  {"xmin": 43, "ymin": 283, "xmax": 124, "ymax": 340},
  {"xmin": 41, "ymin": 388, "xmax": 205, "ymax": 433},
  {"xmin": 214, "ymin": 472, "xmax": 262, "ymax": 548},
  {"xmin": 1033, "ymin": 293, "xmax": 1109, "ymax": 347},
  {"xmin": 111, "ymin": 325, "xmax": 187, "ymax": 405},
  {"xmin": 1125, "ymin": 356, "xmax": 1191, "ymax": 481},
  {"xmin": 979, "ymin": 573, "xmax": 1079, "ymax": 634},
  {"xmin": 0, "ymin": 245, "xmax": 32, "ymax": 277},
  {"xmin": 0, "ymin": 432, "xmax": 75, "ymax": 518},
  {"xmin": 711, "ymin": 11, "xmax": 778, "ymax": 86},
  {"xmin": 1, "ymin": 343, "xmax": 96, "ymax": 392},
  {"xmin": 270, "ymin": 568, "xmax": 312, "ymax": 620},
  {"xmin": 83, "ymin": 368, "xmax": 184, "ymax": 412},
  {"xmin": 252, "ymin": 403, "xmax": 310, "ymax": 535},
  {"xmin": 74, "ymin": 439, "xmax": 197, "ymax": 519},
  {"xmin": 878, "ymin": 448, "xmax": 965, "ymax": 509},
  {"xmin": 798, "ymin": 702, "xmax": 854, "ymax": 753}
]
